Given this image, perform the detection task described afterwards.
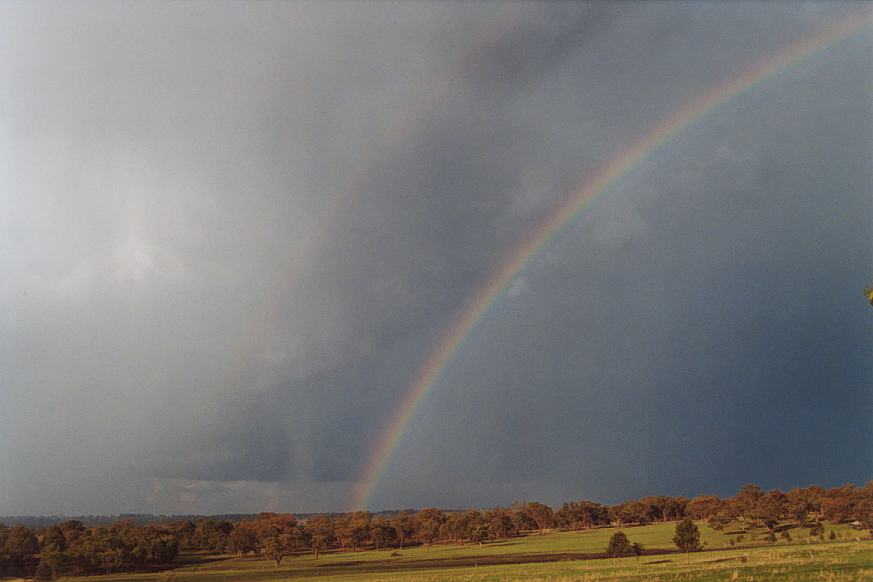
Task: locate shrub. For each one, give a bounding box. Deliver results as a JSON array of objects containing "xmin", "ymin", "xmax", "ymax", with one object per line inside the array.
[
  {"xmin": 606, "ymin": 531, "xmax": 631, "ymax": 557},
  {"xmin": 673, "ymin": 519, "xmax": 702, "ymax": 554}
]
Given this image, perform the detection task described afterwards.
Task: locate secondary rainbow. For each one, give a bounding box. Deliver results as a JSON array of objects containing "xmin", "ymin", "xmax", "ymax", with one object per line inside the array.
[{"xmin": 350, "ymin": 12, "xmax": 872, "ymax": 512}]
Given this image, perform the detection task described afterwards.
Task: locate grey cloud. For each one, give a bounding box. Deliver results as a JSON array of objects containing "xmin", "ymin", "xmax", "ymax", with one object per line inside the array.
[{"xmin": 1, "ymin": 1, "xmax": 869, "ymax": 514}]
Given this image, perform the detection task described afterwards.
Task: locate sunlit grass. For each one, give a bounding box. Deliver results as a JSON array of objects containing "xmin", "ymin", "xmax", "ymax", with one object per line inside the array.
[{"xmin": 55, "ymin": 522, "xmax": 872, "ymax": 582}]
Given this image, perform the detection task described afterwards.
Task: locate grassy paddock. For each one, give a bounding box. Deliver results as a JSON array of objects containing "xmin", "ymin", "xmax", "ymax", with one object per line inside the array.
[{"xmin": 55, "ymin": 522, "xmax": 872, "ymax": 582}]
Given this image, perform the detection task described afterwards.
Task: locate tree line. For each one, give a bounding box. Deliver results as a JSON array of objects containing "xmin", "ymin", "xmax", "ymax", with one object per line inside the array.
[
  {"xmin": 0, "ymin": 519, "xmax": 178, "ymax": 580},
  {"xmin": 3, "ymin": 480, "xmax": 872, "ymax": 579}
]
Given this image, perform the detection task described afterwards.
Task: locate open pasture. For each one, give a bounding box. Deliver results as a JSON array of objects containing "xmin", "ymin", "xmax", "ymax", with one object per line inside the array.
[{"xmin": 56, "ymin": 522, "xmax": 873, "ymax": 582}]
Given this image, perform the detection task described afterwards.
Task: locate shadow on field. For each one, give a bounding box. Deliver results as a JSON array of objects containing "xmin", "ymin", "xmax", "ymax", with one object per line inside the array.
[
  {"xmin": 310, "ymin": 548, "xmax": 680, "ymax": 573},
  {"xmin": 171, "ymin": 553, "xmax": 230, "ymax": 568},
  {"xmin": 703, "ymin": 556, "xmax": 740, "ymax": 564}
]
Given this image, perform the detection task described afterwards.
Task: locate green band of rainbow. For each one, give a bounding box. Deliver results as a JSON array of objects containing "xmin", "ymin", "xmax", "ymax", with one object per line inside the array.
[{"xmin": 350, "ymin": 12, "xmax": 872, "ymax": 512}]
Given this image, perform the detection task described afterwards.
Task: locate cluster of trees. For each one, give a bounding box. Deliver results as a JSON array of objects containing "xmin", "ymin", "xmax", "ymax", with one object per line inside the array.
[
  {"xmin": 170, "ymin": 507, "xmax": 530, "ymax": 563},
  {"xmin": 3, "ymin": 480, "xmax": 872, "ymax": 578},
  {"xmin": 0, "ymin": 520, "xmax": 178, "ymax": 580},
  {"xmin": 554, "ymin": 495, "xmax": 689, "ymax": 530},
  {"xmin": 553, "ymin": 482, "xmax": 873, "ymax": 534},
  {"xmin": 685, "ymin": 482, "xmax": 873, "ymax": 533},
  {"xmin": 141, "ymin": 481, "xmax": 873, "ymax": 565}
]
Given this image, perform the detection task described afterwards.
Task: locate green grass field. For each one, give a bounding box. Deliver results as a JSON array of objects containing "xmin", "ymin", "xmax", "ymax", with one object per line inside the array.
[{"xmin": 51, "ymin": 522, "xmax": 873, "ymax": 581}]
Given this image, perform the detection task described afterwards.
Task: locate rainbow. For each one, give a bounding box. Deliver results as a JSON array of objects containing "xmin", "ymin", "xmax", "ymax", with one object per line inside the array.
[{"xmin": 350, "ymin": 12, "xmax": 872, "ymax": 511}]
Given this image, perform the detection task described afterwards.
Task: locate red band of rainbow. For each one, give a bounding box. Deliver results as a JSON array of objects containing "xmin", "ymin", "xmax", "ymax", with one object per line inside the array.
[{"xmin": 350, "ymin": 11, "xmax": 872, "ymax": 512}]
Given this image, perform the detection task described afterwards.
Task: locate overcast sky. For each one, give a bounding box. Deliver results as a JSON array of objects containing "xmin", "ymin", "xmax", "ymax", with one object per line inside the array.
[{"xmin": 1, "ymin": 1, "xmax": 871, "ymax": 516}]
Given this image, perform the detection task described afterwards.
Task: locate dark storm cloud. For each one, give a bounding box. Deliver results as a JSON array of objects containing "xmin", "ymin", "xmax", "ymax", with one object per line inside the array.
[
  {"xmin": 373, "ymin": 31, "xmax": 873, "ymax": 509},
  {"xmin": 0, "ymin": 1, "xmax": 869, "ymax": 514}
]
